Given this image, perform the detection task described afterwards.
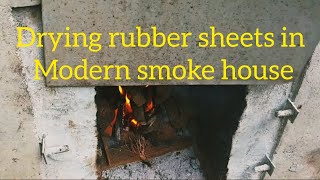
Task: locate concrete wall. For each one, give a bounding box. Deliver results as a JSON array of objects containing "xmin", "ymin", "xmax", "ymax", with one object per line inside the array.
[
  {"xmin": 0, "ymin": 2, "xmax": 319, "ymax": 179},
  {"xmin": 0, "ymin": 4, "xmax": 96, "ymax": 178},
  {"xmin": 229, "ymin": 43, "xmax": 320, "ymax": 179},
  {"xmin": 228, "ymin": 84, "xmax": 292, "ymax": 179},
  {"xmin": 266, "ymin": 43, "xmax": 320, "ymax": 179},
  {"xmin": 0, "ymin": 0, "xmax": 40, "ymax": 7},
  {"xmin": 14, "ymin": 7, "xmax": 97, "ymax": 179},
  {"xmin": 0, "ymin": 5, "xmax": 40, "ymax": 179},
  {"xmin": 41, "ymin": 0, "xmax": 320, "ymax": 86}
]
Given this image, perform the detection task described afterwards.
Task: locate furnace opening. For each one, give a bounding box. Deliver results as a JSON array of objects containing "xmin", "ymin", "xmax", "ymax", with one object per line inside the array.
[{"xmin": 95, "ymin": 85, "xmax": 247, "ymax": 179}]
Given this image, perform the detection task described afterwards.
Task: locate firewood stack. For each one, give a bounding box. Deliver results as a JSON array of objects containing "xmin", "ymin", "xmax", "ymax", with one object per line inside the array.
[{"xmin": 95, "ymin": 86, "xmax": 191, "ymax": 138}]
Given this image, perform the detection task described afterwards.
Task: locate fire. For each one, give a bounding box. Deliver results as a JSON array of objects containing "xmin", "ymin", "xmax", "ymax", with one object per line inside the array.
[
  {"xmin": 112, "ymin": 85, "xmax": 154, "ymax": 132},
  {"xmin": 112, "ymin": 108, "xmax": 118, "ymax": 126},
  {"xmin": 106, "ymin": 86, "xmax": 150, "ymax": 137},
  {"xmin": 125, "ymin": 94, "xmax": 133, "ymax": 113},
  {"xmin": 130, "ymin": 119, "xmax": 139, "ymax": 126},
  {"xmin": 145, "ymin": 99, "xmax": 154, "ymax": 112},
  {"xmin": 119, "ymin": 86, "xmax": 133, "ymax": 113},
  {"xmin": 118, "ymin": 86, "xmax": 124, "ymax": 95},
  {"xmin": 105, "ymin": 108, "xmax": 118, "ymax": 136}
]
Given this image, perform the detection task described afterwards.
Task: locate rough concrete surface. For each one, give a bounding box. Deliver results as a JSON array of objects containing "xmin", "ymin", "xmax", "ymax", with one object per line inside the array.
[
  {"xmin": 266, "ymin": 43, "xmax": 320, "ymax": 179},
  {"xmin": 41, "ymin": 0, "xmax": 320, "ymax": 86},
  {"xmin": 227, "ymin": 83, "xmax": 292, "ymax": 179},
  {"xmin": 0, "ymin": 3, "xmax": 320, "ymax": 179},
  {"xmin": 0, "ymin": 5, "xmax": 41, "ymax": 179},
  {"xmin": 14, "ymin": 7, "xmax": 98, "ymax": 179},
  {"xmin": 12, "ymin": 6, "xmax": 204, "ymax": 179},
  {"xmin": 0, "ymin": 0, "xmax": 40, "ymax": 7}
]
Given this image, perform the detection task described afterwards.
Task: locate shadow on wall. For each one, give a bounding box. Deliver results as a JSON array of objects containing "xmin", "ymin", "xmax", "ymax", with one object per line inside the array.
[{"xmin": 173, "ymin": 86, "xmax": 247, "ymax": 179}]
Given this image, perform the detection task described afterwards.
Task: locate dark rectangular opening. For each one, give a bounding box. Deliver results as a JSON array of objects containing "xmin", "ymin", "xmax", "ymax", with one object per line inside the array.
[{"xmin": 95, "ymin": 85, "xmax": 247, "ymax": 179}]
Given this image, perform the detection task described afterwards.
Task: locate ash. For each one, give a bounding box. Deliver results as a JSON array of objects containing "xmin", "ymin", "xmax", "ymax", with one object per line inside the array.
[{"xmin": 103, "ymin": 148, "xmax": 204, "ymax": 179}]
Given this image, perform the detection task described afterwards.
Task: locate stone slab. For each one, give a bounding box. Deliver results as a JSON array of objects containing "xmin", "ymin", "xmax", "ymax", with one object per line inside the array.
[
  {"xmin": 41, "ymin": 0, "xmax": 320, "ymax": 86},
  {"xmin": 1, "ymin": 0, "xmax": 40, "ymax": 7}
]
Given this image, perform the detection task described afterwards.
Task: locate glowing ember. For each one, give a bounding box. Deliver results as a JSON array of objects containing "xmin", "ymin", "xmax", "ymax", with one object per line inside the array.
[
  {"xmin": 130, "ymin": 119, "xmax": 139, "ymax": 127},
  {"xmin": 112, "ymin": 108, "xmax": 118, "ymax": 126},
  {"xmin": 145, "ymin": 99, "xmax": 154, "ymax": 112}
]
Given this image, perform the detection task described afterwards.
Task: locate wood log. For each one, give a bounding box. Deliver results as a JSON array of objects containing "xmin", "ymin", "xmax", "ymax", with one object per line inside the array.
[
  {"xmin": 132, "ymin": 104, "xmax": 146, "ymax": 123},
  {"xmin": 95, "ymin": 98, "xmax": 115, "ymax": 134},
  {"xmin": 127, "ymin": 87, "xmax": 147, "ymax": 107},
  {"xmin": 163, "ymin": 97, "xmax": 188, "ymax": 129}
]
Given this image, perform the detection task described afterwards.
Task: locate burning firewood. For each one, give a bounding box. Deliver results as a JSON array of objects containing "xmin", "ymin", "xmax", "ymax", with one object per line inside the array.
[{"xmin": 104, "ymin": 108, "xmax": 118, "ymax": 137}]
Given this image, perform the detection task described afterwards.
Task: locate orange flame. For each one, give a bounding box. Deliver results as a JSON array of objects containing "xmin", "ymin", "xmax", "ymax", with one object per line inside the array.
[
  {"xmin": 125, "ymin": 94, "xmax": 133, "ymax": 113},
  {"xmin": 118, "ymin": 86, "xmax": 124, "ymax": 95},
  {"xmin": 145, "ymin": 99, "xmax": 154, "ymax": 112},
  {"xmin": 111, "ymin": 108, "xmax": 118, "ymax": 126},
  {"xmin": 105, "ymin": 108, "xmax": 118, "ymax": 136}
]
